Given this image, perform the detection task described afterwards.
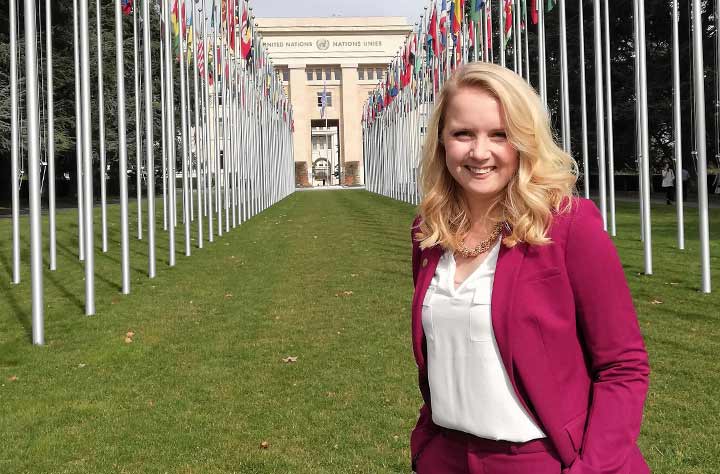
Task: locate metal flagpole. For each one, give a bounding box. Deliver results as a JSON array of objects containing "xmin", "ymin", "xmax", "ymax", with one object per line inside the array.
[
  {"xmin": 160, "ymin": 9, "xmax": 168, "ymax": 232},
  {"xmin": 672, "ymin": 0, "xmax": 684, "ymax": 250},
  {"xmin": 214, "ymin": 4, "xmax": 223, "ymax": 236},
  {"xmin": 179, "ymin": 0, "xmax": 192, "ymax": 256},
  {"xmin": 634, "ymin": 0, "xmax": 644, "ymax": 243},
  {"xmin": 603, "ymin": 0, "xmax": 616, "ymax": 235},
  {"xmin": 73, "ymin": 0, "xmax": 85, "ymax": 261},
  {"xmin": 115, "ymin": 0, "xmax": 130, "ymax": 295},
  {"xmin": 143, "ymin": 0, "xmax": 156, "ymax": 276},
  {"xmin": 97, "ymin": 0, "xmax": 108, "ymax": 253},
  {"xmin": 537, "ymin": 0, "xmax": 547, "ymax": 106},
  {"xmin": 592, "ymin": 0, "xmax": 607, "ymax": 229},
  {"xmin": 46, "ymin": 0, "xmax": 57, "ymax": 271},
  {"xmin": 691, "ymin": 0, "xmax": 711, "ymax": 292},
  {"xmin": 559, "ymin": 0, "xmax": 570, "ymax": 153},
  {"xmin": 499, "ymin": 0, "xmax": 505, "ymax": 67},
  {"xmin": 635, "ymin": 0, "xmax": 652, "ymax": 274},
  {"xmin": 10, "ymin": 0, "xmax": 21, "ymax": 284},
  {"xmin": 133, "ymin": 1, "xmax": 143, "ymax": 240},
  {"xmin": 193, "ymin": 0, "xmax": 204, "ymax": 247},
  {"xmin": 163, "ymin": 0, "xmax": 176, "ymax": 266},
  {"xmin": 579, "ymin": 0, "xmax": 589, "ymax": 198},
  {"xmin": 80, "ymin": 0, "xmax": 96, "ymax": 315},
  {"xmin": 515, "ymin": 0, "xmax": 521, "ymax": 76},
  {"xmin": 24, "ymin": 0, "xmax": 44, "ymax": 343},
  {"xmin": 523, "ymin": 0, "xmax": 530, "ymax": 82},
  {"xmin": 203, "ymin": 0, "xmax": 214, "ymax": 242}
]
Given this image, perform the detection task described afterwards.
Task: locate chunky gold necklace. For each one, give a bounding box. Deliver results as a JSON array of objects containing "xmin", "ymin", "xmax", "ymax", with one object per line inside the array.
[{"xmin": 457, "ymin": 222, "xmax": 504, "ymax": 258}]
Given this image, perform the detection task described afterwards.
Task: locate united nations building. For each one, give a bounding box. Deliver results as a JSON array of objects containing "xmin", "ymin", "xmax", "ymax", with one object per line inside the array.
[{"xmin": 255, "ymin": 17, "xmax": 412, "ymax": 187}]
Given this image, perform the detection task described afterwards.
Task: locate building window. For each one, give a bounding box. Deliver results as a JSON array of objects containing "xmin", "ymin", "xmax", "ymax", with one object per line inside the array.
[
  {"xmin": 366, "ymin": 68, "xmax": 374, "ymax": 81},
  {"xmin": 315, "ymin": 68, "xmax": 323, "ymax": 81},
  {"xmin": 317, "ymin": 91, "xmax": 332, "ymax": 108},
  {"xmin": 358, "ymin": 68, "xmax": 365, "ymax": 80},
  {"xmin": 376, "ymin": 68, "xmax": 384, "ymax": 80},
  {"xmin": 334, "ymin": 68, "xmax": 342, "ymax": 80},
  {"xmin": 306, "ymin": 70, "xmax": 313, "ymax": 81},
  {"xmin": 281, "ymin": 69, "xmax": 289, "ymax": 82}
]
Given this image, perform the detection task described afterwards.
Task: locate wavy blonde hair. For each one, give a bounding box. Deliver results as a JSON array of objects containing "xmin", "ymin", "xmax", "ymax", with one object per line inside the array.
[{"xmin": 417, "ymin": 62, "xmax": 577, "ymax": 250}]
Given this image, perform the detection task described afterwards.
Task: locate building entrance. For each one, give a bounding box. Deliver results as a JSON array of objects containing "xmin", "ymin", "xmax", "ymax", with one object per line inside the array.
[{"xmin": 311, "ymin": 120, "xmax": 340, "ymax": 187}]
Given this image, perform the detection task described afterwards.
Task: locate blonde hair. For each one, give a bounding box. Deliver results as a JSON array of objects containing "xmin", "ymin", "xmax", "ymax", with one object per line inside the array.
[{"xmin": 417, "ymin": 62, "xmax": 577, "ymax": 250}]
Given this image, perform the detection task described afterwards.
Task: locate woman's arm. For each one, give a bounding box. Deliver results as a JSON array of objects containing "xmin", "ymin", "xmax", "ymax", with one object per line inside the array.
[{"xmin": 564, "ymin": 200, "xmax": 650, "ymax": 474}]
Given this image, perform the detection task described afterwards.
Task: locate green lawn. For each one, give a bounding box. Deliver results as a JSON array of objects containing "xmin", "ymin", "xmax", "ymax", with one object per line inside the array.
[{"xmin": 0, "ymin": 190, "xmax": 718, "ymax": 474}]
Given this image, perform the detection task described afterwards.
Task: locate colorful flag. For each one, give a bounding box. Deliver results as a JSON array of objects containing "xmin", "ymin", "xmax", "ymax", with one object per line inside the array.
[
  {"xmin": 547, "ymin": 0, "xmax": 556, "ymax": 12},
  {"xmin": 439, "ymin": 4, "xmax": 448, "ymax": 51},
  {"xmin": 121, "ymin": 0, "xmax": 133, "ymax": 15},
  {"xmin": 451, "ymin": 0, "xmax": 463, "ymax": 38},
  {"xmin": 320, "ymin": 79, "xmax": 327, "ymax": 119},
  {"xmin": 428, "ymin": 4, "xmax": 439, "ymax": 57},
  {"xmin": 227, "ymin": 0, "xmax": 236, "ymax": 51},
  {"xmin": 471, "ymin": 0, "xmax": 483, "ymax": 22},
  {"xmin": 504, "ymin": 0, "xmax": 513, "ymax": 45},
  {"xmin": 240, "ymin": 2, "xmax": 252, "ymax": 59},
  {"xmin": 530, "ymin": 0, "xmax": 538, "ymax": 24},
  {"xmin": 197, "ymin": 40, "xmax": 205, "ymax": 79},
  {"xmin": 486, "ymin": 0, "xmax": 493, "ymax": 53}
]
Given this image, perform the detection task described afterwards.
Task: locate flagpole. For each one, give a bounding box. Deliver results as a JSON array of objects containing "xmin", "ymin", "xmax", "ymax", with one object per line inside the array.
[
  {"xmin": 691, "ymin": 0, "xmax": 711, "ymax": 292},
  {"xmin": 46, "ymin": 0, "xmax": 57, "ymax": 271},
  {"xmin": 523, "ymin": 0, "xmax": 529, "ymax": 82},
  {"xmin": 97, "ymin": 0, "xmax": 108, "ymax": 253},
  {"xmin": 10, "ymin": 0, "xmax": 21, "ymax": 284},
  {"xmin": 203, "ymin": 0, "xmax": 215, "ymax": 242},
  {"xmin": 603, "ymin": 0, "xmax": 616, "ymax": 235},
  {"xmin": 22, "ymin": 0, "xmax": 44, "ymax": 341},
  {"xmin": 635, "ymin": 0, "xmax": 652, "ymax": 274},
  {"xmin": 192, "ymin": 0, "xmax": 204, "ymax": 247},
  {"xmin": 163, "ymin": 0, "xmax": 177, "ymax": 266},
  {"xmin": 179, "ymin": 0, "xmax": 192, "ymax": 256},
  {"xmin": 160, "ymin": 5, "xmax": 168, "ymax": 232},
  {"xmin": 592, "ymin": 0, "xmax": 607, "ymax": 230},
  {"xmin": 537, "ymin": 0, "xmax": 547, "ymax": 106},
  {"xmin": 672, "ymin": 0, "xmax": 684, "ymax": 249},
  {"xmin": 213, "ymin": 3, "xmax": 223, "ymax": 236},
  {"xmin": 499, "ymin": 0, "xmax": 505, "ymax": 67},
  {"xmin": 143, "ymin": 0, "xmax": 156, "ymax": 275},
  {"xmin": 80, "ymin": 0, "xmax": 96, "ymax": 315},
  {"xmin": 559, "ymin": 0, "xmax": 570, "ymax": 153},
  {"xmin": 73, "ymin": 0, "xmax": 85, "ymax": 261},
  {"xmin": 579, "ymin": 0, "xmax": 590, "ymax": 198},
  {"xmin": 133, "ymin": 0, "xmax": 143, "ymax": 240},
  {"xmin": 115, "ymin": 0, "xmax": 130, "ymax": 295}
]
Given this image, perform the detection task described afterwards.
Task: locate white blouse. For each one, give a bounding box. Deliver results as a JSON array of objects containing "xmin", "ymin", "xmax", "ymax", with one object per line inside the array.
[{"xmin": 422, "ymin": 239, "xmax": 546, "ymax": 442}]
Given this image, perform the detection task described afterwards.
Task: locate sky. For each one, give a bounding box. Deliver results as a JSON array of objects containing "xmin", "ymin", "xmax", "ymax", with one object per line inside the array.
[{"xmin": 248, "ymin": 0, "xmax": 423, "ymax": 23}]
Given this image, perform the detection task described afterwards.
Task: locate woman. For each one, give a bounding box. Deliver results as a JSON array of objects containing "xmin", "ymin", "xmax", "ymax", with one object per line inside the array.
[
  {"xmin": 410, "ymin": 63, "xmax": 650, "ymax": 474},
  {"xmin": 661, "ymin": 163, "xmax": 675, "ymax": 204}
]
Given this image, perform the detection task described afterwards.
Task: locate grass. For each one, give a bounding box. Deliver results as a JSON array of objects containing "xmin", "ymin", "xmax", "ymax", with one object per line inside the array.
[{"xmin": 0, "ymin": 190, "xmax": 718, "ymax": 474}]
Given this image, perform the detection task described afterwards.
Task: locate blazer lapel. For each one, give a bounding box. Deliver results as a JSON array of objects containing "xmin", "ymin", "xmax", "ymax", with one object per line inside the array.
[{"xmin": 491, "ymin": 240, "xmax": 526, "ymax": 386}]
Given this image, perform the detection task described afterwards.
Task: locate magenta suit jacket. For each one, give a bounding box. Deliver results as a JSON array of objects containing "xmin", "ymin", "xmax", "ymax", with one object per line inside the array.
[{"xmin": 410, "ymin": 198, "xmax": 650, "ymax": 474}]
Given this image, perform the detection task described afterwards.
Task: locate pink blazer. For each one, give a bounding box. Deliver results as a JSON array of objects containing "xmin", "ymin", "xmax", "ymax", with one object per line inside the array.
[{"xmin": 410, "ymin": 198, "xmax": 650, "ymax": 474}]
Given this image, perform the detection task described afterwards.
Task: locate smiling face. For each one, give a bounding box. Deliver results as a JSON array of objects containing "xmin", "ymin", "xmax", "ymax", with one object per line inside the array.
[{"xmin": 441, "ymin": 87, "xmax": 519, "ymax": 212}]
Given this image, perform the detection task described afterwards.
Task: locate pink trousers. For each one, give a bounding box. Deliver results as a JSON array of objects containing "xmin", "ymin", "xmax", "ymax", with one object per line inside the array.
[{"xmin": 414, "ymin": 429, "xmax": 563, "ymax": 474}]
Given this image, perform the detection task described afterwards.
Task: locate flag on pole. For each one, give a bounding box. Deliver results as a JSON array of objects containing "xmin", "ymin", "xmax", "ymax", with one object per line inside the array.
[
  {"xmin": 320, "ymin": 78, "xmax": 327, "ymax": 119},
  {"xmin": 504, "ymin": 0, "xmax": 513, "ymax": 45},
  {"xmin": 121, "ymin": 0, "xmax": 133, "ymax": 15},
  {"xmin": 439, "ymin": 3, "xmax": 448, "ymax": 51},
  {"xmin": 547, "ymin": 0, "xmax": 556, "ymax": 12},
  {"xmin": 241, "ymin": 2, "xmax": 252, "ymax": 59},
  {"xmin": 227, "ymin": 0, "xmax": 236, "ymax": 51},
  {"xmin": 471, "ymin": 0, "xmax": 483, "ymax": 21},
  {"xmin": 486, "ymin": 0, "xmax": 493, "ymax": 52},
  {"xmin": 428, "ymin": 4, "xmax": 439, "ymax": 57},
  {"xmin": 530, "ymin": 0, "xmax": 538, "ymax": 24},
  {"xmin": 197, "ymin": 40, "xmax": 205, "ymax": 78}
]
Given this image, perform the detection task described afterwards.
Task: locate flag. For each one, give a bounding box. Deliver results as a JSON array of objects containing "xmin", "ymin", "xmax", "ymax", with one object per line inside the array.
[
  {"xmin": 504, "ymin": 0, "xmax": 513, "ymax": 45},
  {"xmin": 530, "ymin": 0, "xmax": 538, "ymax": 24},
  {"xmin": 439, "ymin": 4, "xmax": 448, "ymax": 51},
  {"xmin": 240, "ymin": 2, "xmax": 252, "ymax": 59},
  {"xmin": 320, "ymin": 79, "xmax": 328, "ymax": 119},
  {"xmin": 197, "ymin": 39, "xmax": 205, "ymax": 78},
  {"xmin": 227, "ymin": 0, "xmax": 236, "ymax": 51},
  {"xmin": 452, "ymin": 0, "xmax": 463, "ymax": 38},
  {"xmin": 428, "ymin": 4, "xmax": 439, "ymax": 57},
  {"xmin": 486, "ymin": 0, "xmax": 493, "ymax": 53},
  {"xmin": 547, "ymin": 0, "xmax": 556, "ymax": 12},
  {"xmin": 471, "ymin": 0, "xmax": 483, "ymax": 21},
  {"xmin": 121, "ymin": 0, "xmax": 133, "ymax": 15}
]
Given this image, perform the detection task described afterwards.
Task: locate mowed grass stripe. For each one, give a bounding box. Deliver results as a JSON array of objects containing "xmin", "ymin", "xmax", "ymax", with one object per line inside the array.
[{"xmin": 0, "ymin": 190, "xmax": 718, "ymax": 474}]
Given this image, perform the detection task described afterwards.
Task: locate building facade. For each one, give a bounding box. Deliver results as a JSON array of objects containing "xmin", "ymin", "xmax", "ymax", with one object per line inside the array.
[{"xmin": 255, "ymin": 17, "xmax": 412, "ymax": 187}]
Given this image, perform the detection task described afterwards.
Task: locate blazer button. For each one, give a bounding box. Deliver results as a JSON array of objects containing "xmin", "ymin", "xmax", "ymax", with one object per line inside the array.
[{"xmin": 422, "ymin": 258, "xmax": 428, "ymax": 267}]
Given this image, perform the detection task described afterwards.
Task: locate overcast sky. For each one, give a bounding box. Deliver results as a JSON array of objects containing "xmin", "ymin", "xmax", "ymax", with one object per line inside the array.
[{"xmin": 250, "ymin": 0, "xmax": 422, "ymax": 23}]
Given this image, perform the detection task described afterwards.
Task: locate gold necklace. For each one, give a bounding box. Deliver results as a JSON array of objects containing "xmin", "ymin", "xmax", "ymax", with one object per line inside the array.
[{"xmin": 457, "ymin": 222, "xmax": 504, "ymax": 258}]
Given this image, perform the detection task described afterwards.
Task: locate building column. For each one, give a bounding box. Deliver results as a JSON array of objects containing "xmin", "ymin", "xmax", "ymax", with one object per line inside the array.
[
  {"xmin": 340, "ymin": 63, "xmax": 362, "ymax": 185},
  {"xmin": 288, "ymin": 63, "xmax": 310, "ymax": 187}
]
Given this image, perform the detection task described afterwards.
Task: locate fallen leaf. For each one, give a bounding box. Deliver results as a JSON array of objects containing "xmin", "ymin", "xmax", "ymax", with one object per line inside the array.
[
  {"xmin": 260, "ymin": 441, "xmax": 270, "ymax": 449},
  {"xmin": 282, "ymin": 356, "xmax": 298, "ymax": 363},
  {"xmin": 78, "ymin": 363, "xmax": 86, "ymax": 368},
  {"xmin": 124, "ymin": 337, "xmax": 133, "ymax": 344},
  {"xmin": 650, "ymin": 299, "xmax": 663, "ymax": 305},
  {"xmin": 8, "ymin": 376, "xmax": 17, "ymax": 382},
  {"xmin": 350, "ymin": 274, "xmax": 358, "ymax": 277},
  {"xmin": 224, "ymin": 293, "xmax": 233, "ymax": 299},
  {"xmin": 669, "ymin": 282, "xmax": 679, "ymax": 286},
  {"xmin": 335, "ymin": 290, "xmax": 354, "ymax": 297},
  {"xmin": 126, "ymin": 331, "xmax": 135, "ymax": 338}
]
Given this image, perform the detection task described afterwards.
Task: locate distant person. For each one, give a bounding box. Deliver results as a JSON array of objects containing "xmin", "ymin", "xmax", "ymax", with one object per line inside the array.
[
  {"xmin": 409, "ymin": 63, "xmax": 650, "ymax": 474},
  {"xmin": 661, "ymin": 162, "xmax": 675, "ymax": 204},
  {"xmin": 682, "ymin": 167, "xmax": 690, "ymax": 199}
]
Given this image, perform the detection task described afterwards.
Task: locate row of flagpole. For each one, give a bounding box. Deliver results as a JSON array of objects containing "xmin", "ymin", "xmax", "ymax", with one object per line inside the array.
[
  {"xmin": 9, "ymin": 0, "xmax": 295, "ymax": 345},
  {"xmin": 362, "ymin": 0, "xmax": 713, "ymax": 293}
]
